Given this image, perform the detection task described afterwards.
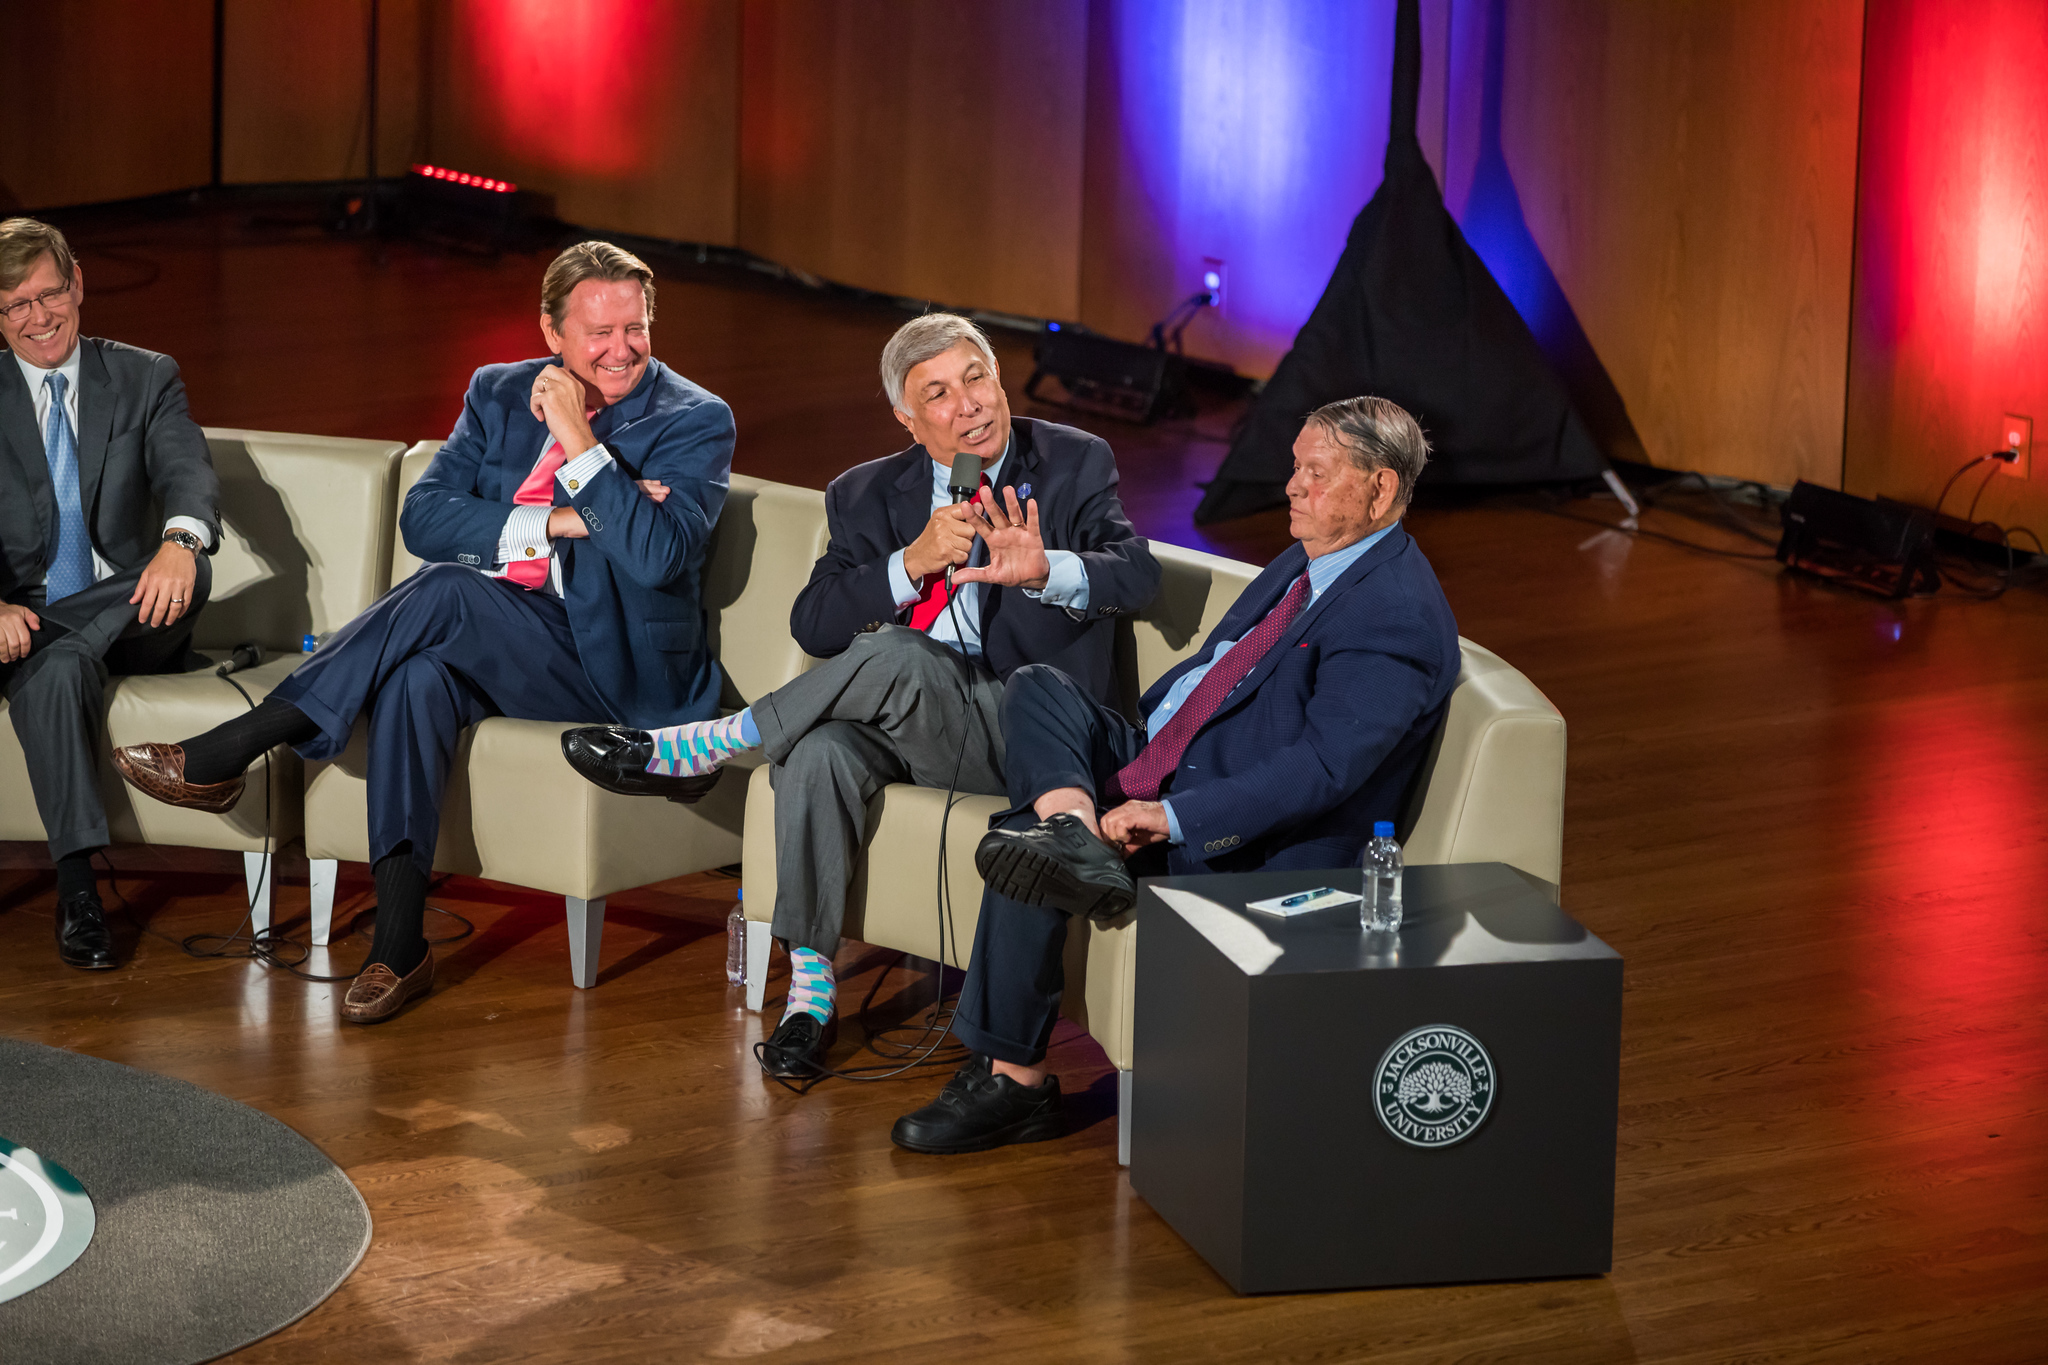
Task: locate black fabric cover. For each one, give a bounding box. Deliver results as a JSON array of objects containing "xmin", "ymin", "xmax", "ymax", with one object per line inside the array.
[{"xmin": 1195, "ymin": 0, "xmax": 1606, "ymax": 524}]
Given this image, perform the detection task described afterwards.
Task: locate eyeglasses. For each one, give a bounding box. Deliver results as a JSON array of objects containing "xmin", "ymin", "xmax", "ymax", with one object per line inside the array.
[{"xmin": 0, "ymin": 284, "xmax": 74, "ymax": 325}]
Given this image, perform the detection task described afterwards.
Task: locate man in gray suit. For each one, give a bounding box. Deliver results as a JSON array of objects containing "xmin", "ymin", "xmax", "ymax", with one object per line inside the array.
[{"xmin": 0, "ymin": 217, "xmax": 220, "ymax": 969}]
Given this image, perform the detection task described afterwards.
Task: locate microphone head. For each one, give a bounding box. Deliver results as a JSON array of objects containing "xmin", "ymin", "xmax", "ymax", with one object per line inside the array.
[{"xmin": 947, "ymin": 450, "xmax": 982, "ymax": 502}]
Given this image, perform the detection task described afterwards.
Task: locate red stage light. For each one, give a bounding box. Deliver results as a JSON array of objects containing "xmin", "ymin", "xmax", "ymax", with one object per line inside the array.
[
  {"xmin": 459, "ymin": 0, "xmax": 692, "ymax": 178},
  {"xmin": 409, "ymin": 163, "xmax": 517, "ymax": 194}
]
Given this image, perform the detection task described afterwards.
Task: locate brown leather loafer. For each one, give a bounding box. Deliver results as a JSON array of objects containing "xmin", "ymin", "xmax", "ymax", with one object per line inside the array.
[
  {"xmin": 340, "ymin": 951, "xmax": 435, "ymax": 1025},
  {"xmin": 112, "ymin": 742, "xmax": 245, "ymax": 814}
]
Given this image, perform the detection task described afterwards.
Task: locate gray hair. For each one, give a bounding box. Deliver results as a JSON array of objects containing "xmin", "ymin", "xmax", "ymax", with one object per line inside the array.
[
  {"xmin": 880, "ymin": 313, "xmax": 998, "ymax": 412},
  {"xmin": 1306, "ymin": 396, "xmax": 1430, "ymax": 509}
]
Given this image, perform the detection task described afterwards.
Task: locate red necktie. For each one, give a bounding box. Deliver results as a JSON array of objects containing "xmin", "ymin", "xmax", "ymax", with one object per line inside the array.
[
  {"xmin": 1112, "ymin": 571, "xmax": 1313, "ymax": 801},
  {"xmin": 908, "ymin": 474, "xmax": 991, "ymax": 630},
  {"xmin": 504, "ymin": 418, "xmax": 594, "ymax": 589}
]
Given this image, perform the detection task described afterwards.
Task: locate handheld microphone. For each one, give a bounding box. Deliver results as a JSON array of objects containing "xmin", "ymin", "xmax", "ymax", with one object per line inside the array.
[
  {"xmin": 215, "ymin": 641, "xmax": 263, "ymax": 678},
  {"xmin": 947, "ymin": 450, "xmax": 981, "ymax": 504}
]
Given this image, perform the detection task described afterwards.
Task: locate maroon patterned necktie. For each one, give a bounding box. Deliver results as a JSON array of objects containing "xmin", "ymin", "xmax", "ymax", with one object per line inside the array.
[{"xmin": 1112, "ymin": 571, "xmax": 1313, "ymax": 802}]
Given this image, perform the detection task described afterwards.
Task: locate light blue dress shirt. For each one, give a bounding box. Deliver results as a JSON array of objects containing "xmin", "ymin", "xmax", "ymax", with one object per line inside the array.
[
  {"xmin": 882, "ymin": 444, "xmax": 1091, "ymax": 657},
  {"xmin": 1154, "ymin": 524, "xmax": 1393, "ymax": 845}
]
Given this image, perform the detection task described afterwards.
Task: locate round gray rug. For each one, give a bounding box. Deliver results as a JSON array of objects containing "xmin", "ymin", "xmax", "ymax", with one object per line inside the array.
[{"xmin": 0, "ymin": 1039, "xmax": 370, "ymax": 1365}]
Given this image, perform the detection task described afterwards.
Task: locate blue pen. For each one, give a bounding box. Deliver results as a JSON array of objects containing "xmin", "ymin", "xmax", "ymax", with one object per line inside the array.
[{"xmin": 1280, "ymin": 887, "xmax": 1340, "ymax": 908}]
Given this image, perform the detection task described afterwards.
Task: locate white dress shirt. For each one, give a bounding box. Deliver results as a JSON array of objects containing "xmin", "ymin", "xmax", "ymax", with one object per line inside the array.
[{"xmin": 15, "ymin": 346, "xmax": 215, "ymax": 583}]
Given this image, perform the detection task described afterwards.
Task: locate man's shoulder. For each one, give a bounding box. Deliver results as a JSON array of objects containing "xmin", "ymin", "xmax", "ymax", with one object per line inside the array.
[
  {"xmin": 84, "ymin": 336, "xmax": 176, "ymax": 376},
  {"xmin": 464, "ymin": 358, "xmax": 551, "ymax": 409},
  {"xmin": 826, "ymin": 447, "xmax": 925, "ymax": 504},
  {"xmin": 628, "ymin": 360, "xmax": 732, "ymax": 428},
  {"xmin": 1015, "ymin": 416, "xmax": 1112, "ymax": 468}
]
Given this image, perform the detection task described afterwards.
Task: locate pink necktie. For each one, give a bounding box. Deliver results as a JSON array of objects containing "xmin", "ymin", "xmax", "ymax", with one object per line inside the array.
[
  {"xmin": 1112, "ymin": 571, "xmax": 1313, "ymax": 802},
  {"xmin": 504, "ymin": 437, "xmax": 569, "ymax": 590}
]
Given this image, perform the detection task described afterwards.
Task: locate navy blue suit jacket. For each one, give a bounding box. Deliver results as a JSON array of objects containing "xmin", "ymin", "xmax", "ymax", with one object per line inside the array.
[
  {"xmin": 790, "ymin": 417, "xmax": 1160, "ymax": 702},
  {"xmin": 1147, "ymin": 525, "xmax": 1460, "ymax": 876},
  {"xmin": 400, "ymin": 357, "xmax": 735, "ymax": 728}
]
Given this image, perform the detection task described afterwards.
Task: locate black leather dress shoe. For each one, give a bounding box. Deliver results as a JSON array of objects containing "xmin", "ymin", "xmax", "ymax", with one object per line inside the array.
[
  {"xmin": 757, "ymin": 1011, "xmax": 837, "ymax": 1079},
  {"xmin": 891, "ymin": 1065, "xmax": 1063, "ymax": 1154},
  {"xmin": 560, "ymin": 726, "xmax": 724, "ymax": 804},
  {"xmin": 54, "ymin": 889, "xmax": 119, "ymax": 970},
  {"xmin": 975, "ymin": 813, "xmax": 1137, "ymax": 922}
]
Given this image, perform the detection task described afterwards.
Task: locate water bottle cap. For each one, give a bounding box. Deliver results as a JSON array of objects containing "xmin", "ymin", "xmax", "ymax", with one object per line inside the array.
[
  {"xmin": 736, "ymin": 888, "xmax": 744, "ymax": 901},
  {"xmin": 1373, "ymin": 820, "xmax": 1395, "ymax": 838},
  {"xmin": 302, "ymin": 633, "xmax": 319, "ymax": 652}
]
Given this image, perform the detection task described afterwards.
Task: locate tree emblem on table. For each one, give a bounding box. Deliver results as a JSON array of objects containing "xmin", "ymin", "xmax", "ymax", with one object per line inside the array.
[{"xmin": 1397, "ymin": 1060, "xmax": 1472, "ymax": 1115}]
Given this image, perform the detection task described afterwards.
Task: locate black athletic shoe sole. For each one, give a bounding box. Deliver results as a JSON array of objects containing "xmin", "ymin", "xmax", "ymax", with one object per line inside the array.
[
  {"xmin": 975, "ymin": 833, "xmax": 1135, "ymax": 922},
  {"xmin": 889, "ymin": 1106, "xmax": 1066, "ymax": 1155}
]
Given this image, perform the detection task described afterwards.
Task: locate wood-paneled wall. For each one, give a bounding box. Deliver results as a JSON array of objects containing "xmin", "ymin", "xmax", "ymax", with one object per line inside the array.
[
  {"xmin": 737, "ymin": 0, "xmax": 1089, "ymax": 321},
  {"xmin": 0, "ymin": 0, "xmax": 213, "ymax": 214},
  {"xmin": 221, "ymin": 0, "xmax": 426, "ymax": 186},
  {"xmin": 1843, "ymin": 0, "xmax": 2048, "ymax": 534},
  {"xmin": 424, "ymin": 0, "xmax": 740, "ymax": 247},
  {"xmin": 1442, "ymin": 0, "xmax": 1866, "ymax": 486}
]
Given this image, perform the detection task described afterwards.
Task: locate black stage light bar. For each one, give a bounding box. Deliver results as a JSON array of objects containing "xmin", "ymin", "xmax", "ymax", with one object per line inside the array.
[
  {"xmin": 1024, "ymin": 327, "xmax": 1192, "ymax": 425},
  {"xmin": 1775, "ymin": 480, "xmax": 1938, "ymax": 598},
  {"xmin": 401, "ymin": 162, "xmax": 539, "ymax": 254}
]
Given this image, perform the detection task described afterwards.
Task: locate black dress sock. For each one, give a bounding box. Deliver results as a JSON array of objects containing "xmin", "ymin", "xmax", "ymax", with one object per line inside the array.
[
  {"xmin": 178, "ymin": 696, "xmax": 320, "ymax": 786},
  {"xmin": 55, "ymin": 849, "xmax": 98, "ymax": 900},
  {"xmin": 366, "ymin": 849, "xmax": 430, "ymax": 976}
]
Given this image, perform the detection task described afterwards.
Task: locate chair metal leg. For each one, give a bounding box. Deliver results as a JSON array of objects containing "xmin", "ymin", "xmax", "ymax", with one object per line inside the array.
[
  {"xmin": 566, "ymin": 895, "xmax": 605, "ymax": 989},
  {"xmin": 744, "ymin": 917, "xmax": 772, "ymax": 1012},
  {"xmin": 308, "ymin": 858, "xmax": 338, "ymax": 946},
  {"xmin": 243, "ymin": 851, "xmax": 274, "ymax": 935},
  {"xmin": 1118, "ymin": 1069, "xmax": 1134, "ymax": 1168}
]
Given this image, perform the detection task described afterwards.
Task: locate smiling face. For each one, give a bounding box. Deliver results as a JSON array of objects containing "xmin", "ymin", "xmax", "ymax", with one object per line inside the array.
[
  {"xmin": 894, "ymin": 339, "xmax": 1012, "ymax": 467},
  {"xmin": 541, "ymin": 277, "xmax": 651, "ymax": 406},
  {"xmin": 1286, "ymin": 423, "xmax": 1402, "ymax": 557},
  {"xmin": 0, "ymin": 253, "xmax": 83, "ymax": 370}
]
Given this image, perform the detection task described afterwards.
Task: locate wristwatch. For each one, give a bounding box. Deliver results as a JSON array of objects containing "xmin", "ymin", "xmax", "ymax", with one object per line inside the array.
[{"xmin": 161, "ymin": 529, "xmax": 204, "ymax": 555}]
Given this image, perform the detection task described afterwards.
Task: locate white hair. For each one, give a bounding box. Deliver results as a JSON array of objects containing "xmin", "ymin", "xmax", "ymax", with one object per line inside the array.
[{"xmin": 879, "ymin": 313, "xmax": 998, "ymax": 412}]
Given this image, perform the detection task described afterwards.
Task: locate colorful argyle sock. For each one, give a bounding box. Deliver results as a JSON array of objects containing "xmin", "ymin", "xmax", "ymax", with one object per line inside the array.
[
  {"xmin": 783, "ymin": 945, "xmax": 836, "ymax": 1026},
  {"xmin": 643, "ymin": 709, "xmax": 759, "ymax": 777}
]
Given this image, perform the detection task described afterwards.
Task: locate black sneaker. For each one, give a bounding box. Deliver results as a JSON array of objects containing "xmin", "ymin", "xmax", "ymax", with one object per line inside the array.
[
  {"xmin": 560, "ymin": 726, "xmax": 724, "ymax": 804},
  {"xmin": 757, "ymin": 1010, "xmax": 836, "ymax": 1079},
  {"xmin": 891, "ymin": 1065, "xmax": 1064, "ymax": 1155},
  {"xmin": 974, "ymin": 813, "xmax": 1136, "ymax": 922}
]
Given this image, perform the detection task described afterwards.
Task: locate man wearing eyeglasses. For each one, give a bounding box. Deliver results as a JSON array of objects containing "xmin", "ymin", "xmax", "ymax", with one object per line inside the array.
[{"xmin": 0, "ymin": 217, "xmax": 221, "ymax": 971}]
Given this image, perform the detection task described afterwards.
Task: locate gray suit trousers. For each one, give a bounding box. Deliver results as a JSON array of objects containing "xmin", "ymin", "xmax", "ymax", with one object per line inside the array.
[
  {"xmin": 753, "ymin": 625, "xmax": 1005, "ymax": 957},
  {"xmin": 2, "ymin": 559, "xmax": 212, "ymax": 859}
]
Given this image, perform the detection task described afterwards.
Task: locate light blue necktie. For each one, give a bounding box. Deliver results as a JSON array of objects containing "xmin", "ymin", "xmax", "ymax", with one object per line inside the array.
[{"xmin": 42, "ymin": 372, "xmax": 93, "ymax": 602}]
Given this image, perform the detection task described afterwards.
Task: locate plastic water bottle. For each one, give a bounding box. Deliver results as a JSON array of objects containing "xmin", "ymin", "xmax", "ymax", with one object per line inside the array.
[
  {"xmin": 725, "ymin": 889, "xmax": 747, "ymax": 986},
  {"xmin": 1361, "ymin": 821, "xmax": 1403, "ymax": 933}
]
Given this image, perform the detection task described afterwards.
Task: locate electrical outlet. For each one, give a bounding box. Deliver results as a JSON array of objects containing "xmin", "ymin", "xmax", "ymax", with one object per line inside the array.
[
  {"xmin": 1999, "ymin": 413, "xmax": 2031, "ymax": 478},
  {"xmin": 1200, "ymin": 257, "xmax": 1226, "ymax": 313}
]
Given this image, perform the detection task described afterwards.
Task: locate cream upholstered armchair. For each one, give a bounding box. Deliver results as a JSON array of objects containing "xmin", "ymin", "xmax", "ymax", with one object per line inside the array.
[
  {"xmin": 0, "ymin": 428, "xmax": 403, "ymax": 924},
  {"xmin": 300, "ymin": 448, "xmax": 830, "ymax": 986},
  {"xmin": 740, "ymin": 540, "xmax": 1568, "ymax": 1164}
]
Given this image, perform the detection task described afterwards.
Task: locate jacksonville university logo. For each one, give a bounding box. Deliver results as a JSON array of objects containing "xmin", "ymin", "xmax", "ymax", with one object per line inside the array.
[{"xmin": 1373, "ymin": 1024, "xmax": 1496, "ymax": 1148}]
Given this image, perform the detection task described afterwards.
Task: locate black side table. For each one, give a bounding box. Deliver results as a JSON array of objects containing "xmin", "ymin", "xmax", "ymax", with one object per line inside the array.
[{"xmin": 1129, "ymin": 862, "xmax": 1622, "ymax": 1293}]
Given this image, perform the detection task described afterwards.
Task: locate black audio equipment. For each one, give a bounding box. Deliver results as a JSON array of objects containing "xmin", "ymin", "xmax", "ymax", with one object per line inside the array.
[
  {"xmin": 1024, "ymin": 328, "xmax": 1191, "ymax": 425},
  {"xmin": 1776, "ymin": 480, "xmax": 1938, "ymax": 598}
]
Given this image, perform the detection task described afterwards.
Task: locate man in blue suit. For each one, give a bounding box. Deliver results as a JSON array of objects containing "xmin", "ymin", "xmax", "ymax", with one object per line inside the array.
[
  {"xmin": 114, "ymin": 241, "xmax": 734, "ymax": 1023},
  {"xmin": 891, "ymin": 395, "xmax": 1461, "ymax": 1153}
]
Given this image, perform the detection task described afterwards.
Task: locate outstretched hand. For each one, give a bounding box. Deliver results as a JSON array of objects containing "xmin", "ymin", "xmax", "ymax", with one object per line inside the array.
[{"xmin": 950, "ymin": 486, "xmax": 1050, "ymax": 590}]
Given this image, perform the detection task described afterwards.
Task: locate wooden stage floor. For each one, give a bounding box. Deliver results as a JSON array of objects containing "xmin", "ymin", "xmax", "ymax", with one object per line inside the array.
[{"xmin": 3, "ymin": 204, "xmax": 2045, "ymax": 1363}]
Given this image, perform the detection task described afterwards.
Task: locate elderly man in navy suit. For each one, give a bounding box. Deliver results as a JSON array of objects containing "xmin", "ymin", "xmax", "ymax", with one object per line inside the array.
[
  {"xmin": 891, "ymin": 395, "xmax": 1461, "ymax": 1154},
  {"xmin": 563, "ymin": 313, "xmax": 1160, "ymax": 1079},
  {"xmin": 115, "ymin": 240, "xmax": 734, "ymax": 1024}
]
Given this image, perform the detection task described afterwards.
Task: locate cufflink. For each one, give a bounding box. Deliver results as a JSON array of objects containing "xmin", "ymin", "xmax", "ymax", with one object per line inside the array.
[
  {"xmin": 524, "ymin": 546, "xmax": 538, "ymax": 557},
  {"xmin": 567, "ymin": 479, "xmax": 580, "ymax": 491}
]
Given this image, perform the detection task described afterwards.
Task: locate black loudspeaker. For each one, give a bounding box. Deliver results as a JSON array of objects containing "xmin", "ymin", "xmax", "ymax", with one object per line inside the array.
[
  {"xmin": 1024, "ymin": 329, "xmax": 1190, "ymax": 425},
  {"xmin": 1776, "ymin": 480, "xmax": 1938, "ymax": 598}
]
